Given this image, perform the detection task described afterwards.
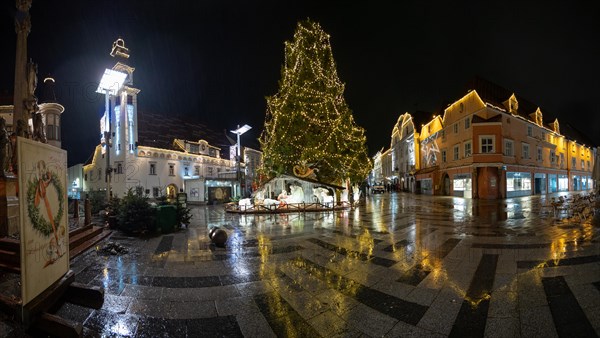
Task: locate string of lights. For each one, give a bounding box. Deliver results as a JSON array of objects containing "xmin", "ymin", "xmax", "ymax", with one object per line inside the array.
[{"xmin": 260, "ymin": 19, "xmax": 372, "ymax": 185}]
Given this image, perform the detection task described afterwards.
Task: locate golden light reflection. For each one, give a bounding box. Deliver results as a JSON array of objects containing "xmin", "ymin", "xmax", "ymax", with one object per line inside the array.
[
  {"xmin": 258, "ymin": 235, "xmax": 271, "ymax": 265},
  {"xmin": 356, "ymin": 229, "xmax": 374, "ymax": 258},
  {"xmin": 550, "ymin": 235, "xmax": 567, "ymax": 266}
]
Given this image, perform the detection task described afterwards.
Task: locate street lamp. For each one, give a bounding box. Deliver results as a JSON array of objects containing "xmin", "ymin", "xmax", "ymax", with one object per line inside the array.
[
  {"xmin": 96, "ymin": 68, "xmax": 127, "ymax": 201},
  {"xmin": 230, "ymin": 124, "xmax": 251, "ymax": 198}
]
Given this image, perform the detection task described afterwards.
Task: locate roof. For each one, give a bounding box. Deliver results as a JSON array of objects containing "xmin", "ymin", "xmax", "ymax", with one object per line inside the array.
[
  {"xmin": 466, "ymin": 77, "xmax": 539, "ymax": 119},
  {"xmin": 137, "ymin": 111, "xmax": 228, "ymax": 155},
  {"xmin": 559, "ymin": 122, "xmax": 596, "ymax": 146}
]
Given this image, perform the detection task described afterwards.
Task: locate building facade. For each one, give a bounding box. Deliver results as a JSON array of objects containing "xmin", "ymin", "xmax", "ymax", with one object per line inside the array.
[
  {"xmin": 373, "ymin": 79, "xmax": 596, "ymax": 199},
  {"xmin": 77, "ymin": 39, "xmax": 262, "ymax": 204}
]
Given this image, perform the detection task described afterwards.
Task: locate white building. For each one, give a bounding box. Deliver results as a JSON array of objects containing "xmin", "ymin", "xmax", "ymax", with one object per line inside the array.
[{"xmin": 77, "ymin": 39, "xmax": 262, "ymax": 204}]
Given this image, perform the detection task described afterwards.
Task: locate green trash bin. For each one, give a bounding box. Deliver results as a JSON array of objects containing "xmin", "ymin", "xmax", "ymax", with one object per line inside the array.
[{"xmin": 156, "ymin": 205, "xmax": 177, "ymax": 233}]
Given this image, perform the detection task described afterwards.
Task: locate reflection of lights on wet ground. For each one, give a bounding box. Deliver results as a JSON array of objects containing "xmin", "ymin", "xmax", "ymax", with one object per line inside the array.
[
  {"xmin": 110, "ymin": 317, "xmax": 135, "ymax": 336},
  {"xmin": 357, "ymin": 229, "xmax": 374, "ymax": 257},
  {"xmin": 550, "ymin": 236, "xmax": 567, "ymax": 266}
]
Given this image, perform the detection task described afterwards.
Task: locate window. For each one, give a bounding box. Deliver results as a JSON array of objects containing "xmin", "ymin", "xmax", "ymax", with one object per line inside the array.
[
  {"xmin": 527, "ymin": 125, "xmax": 533, "ymax": 137},
  {"xmin": 581, "ymin": 160, "xmax": 585, "ymax": 170},
  {"xmin": 84, "ymin": 174, "xmax": 87, "ymax": 181},
  {"xmin": 150, "ymin": 163, "xmax": 156, "ymax": 175},
  {"xmin": 441, "ymin": 150, "xmax": 447, "ymax": 163},
  {"xmin": 441, "ymin": 130, "xmax": 446, "ymax": 140},
  {"xmin": 152, "ymin": 187, "xmax": 159, "ymax": 197},
  {"xmin": 135, "ymin": 186, "xmax": 143, "ymax": 196},
  {"xmin": 572, "ymin": 158, "xmax": 576, "ymax": 169},
  {"xmin": 453, "ymin": 145, "xmax": 460, "ymax": 160},
  {"xmin": 480, "ymin": 136, "xmax": 494, "ymax": 153},
  {"xmin": 45, "ymin": 113, "xmax": 61, "ymax": 141},
  {"xmin": 464, "ymin": 141, "xmax": 472, "ymax": 158},
  {"xmin": 537, "ymin": 147, "xmax": 542, "ymax": 162},
  {"xmin": 506, "ymin": 172, "xmax": 532, "ymax": 192},
  {"xmin": 169, "ymin": 164, "xmax": 175, "ymax": 176},
  {"xmin": 588, "ymin": 161, "xmax": 591, "ymax": 171},
  {"xmin": 541, "ymin": 132, "xmax": 546, "ymax": 141},
  {"xmin": 550, "ymin": 150, "xmax": 556, "ymax": 164},
  {"xmin": 560, "ymin": 154, "xmax": 565, "ymax": 167},
  {"xmin": 453, "ymin": 123, "xmax": 459, "ymax": 134},
  {"xmin": 116, "ymin": 162, "xmax": 123, "ymax": 174},
  {"xmin": 522, "ymin": 143, "xmax": 530, "ymax": 159},
  {"xmin": 184, "ymin": 167, "xmax": 189, "ymax": 176},
  {"xmin": 194, "ymin": 166, "xmax": 200, "ymax": 176},
  {"xmin": 464, "ymin": 117, "xmax": 470, "ymax": 129},
  {"xmin": 207, "ymin": 167, "xmax": 214, "ymax": 177},
  {"xmin": 504, "ymin": 139, "xmax": 514, "ymax": 156}
]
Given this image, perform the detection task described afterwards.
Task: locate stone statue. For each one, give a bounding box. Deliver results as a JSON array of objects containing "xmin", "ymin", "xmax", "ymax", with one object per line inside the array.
[
  {"xmin": 27, "ymin": 60, "xmax": 37, "ymax": 96},
  {"xmin": 32, "ymin": 112, "xmax": 46, "ymax": 143},
  {"xmin": 0, "ymin": 118, "xmax": 8, "ymax": 177},
  {"xmin": 25, "ymin": 59, "xmax": 38, "ymax": 114}
]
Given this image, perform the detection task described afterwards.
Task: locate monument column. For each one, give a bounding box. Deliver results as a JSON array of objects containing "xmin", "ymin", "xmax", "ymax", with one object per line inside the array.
[{"xmin": 13, "ymin": 0, "xmax": 33, "ymax": 136}]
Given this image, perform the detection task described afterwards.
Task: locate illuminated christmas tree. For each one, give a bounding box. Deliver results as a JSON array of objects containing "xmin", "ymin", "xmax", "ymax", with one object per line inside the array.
[{"xmin": 260, "ymin": 19, "xmax": 372, "ymax": 185}]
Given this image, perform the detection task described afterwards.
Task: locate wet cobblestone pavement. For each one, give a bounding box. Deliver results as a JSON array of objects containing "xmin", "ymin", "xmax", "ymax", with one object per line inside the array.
[{"xmin": 2, "ymin": 192, "xmax": 599, "ymax": 337}]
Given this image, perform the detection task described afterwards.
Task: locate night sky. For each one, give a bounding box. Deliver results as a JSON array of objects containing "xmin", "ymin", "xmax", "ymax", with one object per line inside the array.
[{"xmin": 1, "ymin": 1, "xmax": 598, "ymax": 167}]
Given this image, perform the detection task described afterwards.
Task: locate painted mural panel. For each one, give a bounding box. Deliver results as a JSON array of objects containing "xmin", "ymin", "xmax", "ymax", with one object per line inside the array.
[{"xmin": 18, "ymin": 137, "xmax": 69, "ymax": 305}]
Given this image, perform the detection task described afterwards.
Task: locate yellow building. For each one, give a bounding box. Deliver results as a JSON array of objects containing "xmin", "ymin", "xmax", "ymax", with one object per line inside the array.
[{"xmin": 377, "ymin": 78, "xmax": 596, "ymax": 199}]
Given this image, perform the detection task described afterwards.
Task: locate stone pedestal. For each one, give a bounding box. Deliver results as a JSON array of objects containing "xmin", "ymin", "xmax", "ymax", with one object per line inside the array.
[{"xmin": 0, "ymin": 175, "xmax": 20, "ymax": 237}]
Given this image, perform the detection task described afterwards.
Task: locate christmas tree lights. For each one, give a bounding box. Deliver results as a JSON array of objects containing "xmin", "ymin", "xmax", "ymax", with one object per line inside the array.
[{"xmin": 260, "ymin": 19, "xmax": 372, "ymax": 185}]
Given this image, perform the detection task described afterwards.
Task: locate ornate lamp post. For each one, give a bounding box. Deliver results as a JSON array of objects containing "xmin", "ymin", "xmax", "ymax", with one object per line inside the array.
[
  {"xmin": 230, "ymin": 124, "xmax": 251, "ymax": 198},
  {"xmin": 96, "ymin": 69, "xmax": 127, "ymax": 201}
]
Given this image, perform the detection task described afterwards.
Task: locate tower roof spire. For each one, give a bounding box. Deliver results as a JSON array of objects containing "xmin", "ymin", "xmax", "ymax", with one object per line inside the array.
[{"xmin": 110, "ymin": 38, "xmax": 130, "ymax": 59}]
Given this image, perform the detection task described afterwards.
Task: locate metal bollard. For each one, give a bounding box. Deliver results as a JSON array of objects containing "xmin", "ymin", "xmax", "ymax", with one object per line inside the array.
[
  {"xmin": 84, "ymin": 198, "xmax": 91, "ymax": 226},
  {"xmin": 73, "ymin": 199, "xmax": 79, "ymax": 219}
]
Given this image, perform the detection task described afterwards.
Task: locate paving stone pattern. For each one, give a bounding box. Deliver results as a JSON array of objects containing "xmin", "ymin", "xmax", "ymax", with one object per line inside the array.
[{"xmin": 3, "ymin": 192, "xmax": 599, "ymax": 337}]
